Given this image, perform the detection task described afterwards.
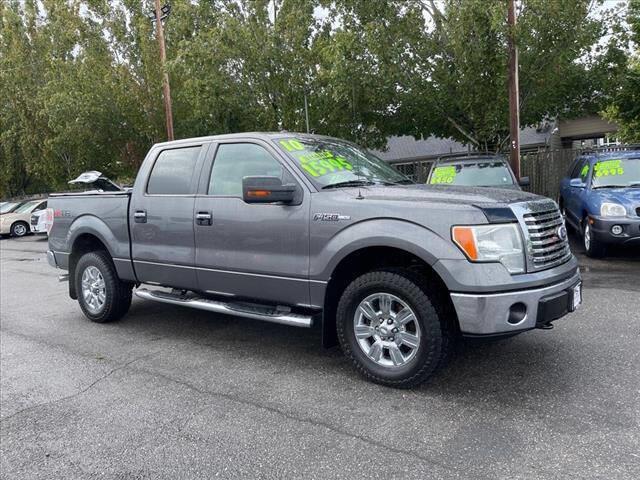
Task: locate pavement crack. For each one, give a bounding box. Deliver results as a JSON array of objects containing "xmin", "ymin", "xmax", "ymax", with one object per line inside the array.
[
  {"xmin": 0, "ymin": 353, "xmax": 155, "ymax": 423},
  {"xmin": 123, "ymin": 367, "xmax": 467, "ymax": 477}
]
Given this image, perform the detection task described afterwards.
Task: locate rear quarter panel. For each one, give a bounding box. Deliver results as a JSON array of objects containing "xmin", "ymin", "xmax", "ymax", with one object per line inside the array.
[{"xmin": 47, "ymin": 193, "xmax": 133, "ymax": 279}]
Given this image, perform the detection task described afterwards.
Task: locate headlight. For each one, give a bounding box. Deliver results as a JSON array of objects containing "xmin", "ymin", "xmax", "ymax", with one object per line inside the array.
[
  {"xmin": 452, "ymin": 224, "xmax": 525, "ymax": 274},
  {"xmin": 600, "ymin": 202, "xmax": 626, "ymax": 217}
]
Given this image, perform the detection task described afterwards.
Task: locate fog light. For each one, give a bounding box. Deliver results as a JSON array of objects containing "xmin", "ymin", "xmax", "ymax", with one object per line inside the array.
[
  {"xmin": 507, "ymin": 302, "xmax": 527, "ymax": 325},
  {"xmin": 611, "ymin": 225, "xmax": 623, "ymax": 235}
]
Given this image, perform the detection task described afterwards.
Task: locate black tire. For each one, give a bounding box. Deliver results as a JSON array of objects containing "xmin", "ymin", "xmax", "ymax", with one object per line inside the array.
[
  {"xmin": 75, "ymin": 251, "xmax": 132, "ymax": 323},
  {"xmin": 10, "ymin": 221, "xmax": 29, "ymax": 237},
  {"xmin": 336, "ymin": 269, "xmax": 453, "ymax": 388},
  {"xmin": 559, "ymin": 200, "xmax": 573, "ymax": 232},
  {"xmin": 582, "ymin": 219, "xmax": 606, "ymax": 258}
]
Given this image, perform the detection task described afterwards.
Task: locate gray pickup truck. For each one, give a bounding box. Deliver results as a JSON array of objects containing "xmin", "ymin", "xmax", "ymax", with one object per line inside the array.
[{"xmin": 47, "ymin": 133, "xmax": 582, "ymax": 387}]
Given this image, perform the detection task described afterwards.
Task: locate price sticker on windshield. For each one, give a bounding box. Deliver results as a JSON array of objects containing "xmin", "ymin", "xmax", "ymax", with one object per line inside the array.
[
  {"xmin": 594, "ymin": 160, "xmax": 624, "ymax": 177},
  {"xmin": 278, "ymin": 141, "xmax": 353, "ymax": 177},
  {"xmin": 429, "ymin": 166, "xmax": 457, "ymax": 184}
]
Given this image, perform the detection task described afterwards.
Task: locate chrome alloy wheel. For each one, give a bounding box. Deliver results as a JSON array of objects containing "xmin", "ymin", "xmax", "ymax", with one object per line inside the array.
[
  {"xmin": 353, "ymin": 293, "xmax": 421, "ymax": 368},
  {"xmin": 81, "ymin": 266, "xmax": 106, "ymax": 314}
]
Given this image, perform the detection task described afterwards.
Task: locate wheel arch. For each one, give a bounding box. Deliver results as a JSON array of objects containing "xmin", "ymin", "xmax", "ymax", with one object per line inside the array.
[
  {"xmin": 68, "ymin": 233, "xmax": 112, "ymax": 300},
  {"xmin": 320, "ymin": 245, "xmax": 459, "ymax": 348}
]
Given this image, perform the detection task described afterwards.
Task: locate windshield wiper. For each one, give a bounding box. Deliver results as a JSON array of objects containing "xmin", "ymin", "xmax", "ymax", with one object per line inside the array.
[
  {"xmin": 322, "ymin": 180, "xmax": 376, "ymax": 190},
  {"xmin": 593, "ymin": 185, "xmax": 628, "ymax": 189},
  {"xmin": 628, "ymin": 182, "xmax": 640, "ymax": 188}
]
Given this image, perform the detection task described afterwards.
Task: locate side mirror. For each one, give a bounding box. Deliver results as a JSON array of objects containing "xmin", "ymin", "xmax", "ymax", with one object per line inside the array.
[
  {"xmin": 569, "ymin": 178, "xmax": 586, "ymax": 189},
  {"xmin": 242, "ymin": 176, "xmax": 296, "ymax": 204},
  {"xmin": 518, "ymin": 176, "xmax": 530, "ymax": 187}
]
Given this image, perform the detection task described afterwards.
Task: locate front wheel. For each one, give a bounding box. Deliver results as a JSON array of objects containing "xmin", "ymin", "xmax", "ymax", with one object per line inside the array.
[
  {"xmin": 75, "ymin": 251, "xmax": 132, "ymax": 323},
  {"xmin": 10, "ymin": 221, "xmax": 29, "ymax": 237},
  {"xmin": 583, "ymin": 221, "xmax": 606, "ymax": 258},
  {"xmin": 336, "ymin": 270, "xmax": 452, "ymax": 388}
]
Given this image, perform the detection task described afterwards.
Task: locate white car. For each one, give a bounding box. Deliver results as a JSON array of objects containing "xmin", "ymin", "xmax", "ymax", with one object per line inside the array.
[
  {"xmin": 30, "ymin": 209, "xmax": 51, "ymax": 234},
  {"xmin": 0, "ymin": 199, "xmax": 47, "ymax": 237}
]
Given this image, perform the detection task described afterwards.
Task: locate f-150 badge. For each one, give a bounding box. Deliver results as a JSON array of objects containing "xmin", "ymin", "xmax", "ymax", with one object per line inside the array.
[{"xmin": 313, "ymin": 213, "xmax": 351, "ymax": 222}]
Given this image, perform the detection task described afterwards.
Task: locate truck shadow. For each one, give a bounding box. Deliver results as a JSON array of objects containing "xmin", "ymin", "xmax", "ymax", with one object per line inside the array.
[{"xmin": 124, "ymin": 299, "xmax": 582, "ymax": 403}]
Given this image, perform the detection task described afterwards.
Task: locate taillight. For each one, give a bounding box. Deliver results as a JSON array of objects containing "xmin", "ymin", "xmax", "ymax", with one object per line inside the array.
[{"xmin": 45, "ymin": 208, "xmax": 54, "ymax": 234}]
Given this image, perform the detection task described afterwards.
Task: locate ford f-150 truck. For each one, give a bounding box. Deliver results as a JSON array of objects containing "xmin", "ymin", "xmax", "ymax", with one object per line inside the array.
[{"xmin": 47, "ymin": 133, "xmax": 582, "ymax": 387}]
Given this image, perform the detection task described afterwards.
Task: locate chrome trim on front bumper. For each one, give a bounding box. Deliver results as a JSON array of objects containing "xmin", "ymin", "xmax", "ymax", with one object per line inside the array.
[
  {"xmin": 46, "ymin": 250, "xmax": 58, "ymax": 268},
  {"xmin": 450, "ymin": 269, "xmax": 581, "ymax": 335}
]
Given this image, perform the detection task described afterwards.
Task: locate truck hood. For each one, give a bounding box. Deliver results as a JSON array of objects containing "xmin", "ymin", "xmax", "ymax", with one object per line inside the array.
[
  {"xmin": 347, "ymin": 184, "xmax": 541, "ymax": 207},
  {"xmin": 593, "ymin": 187, "xmax": 640, "ymax": 208}
]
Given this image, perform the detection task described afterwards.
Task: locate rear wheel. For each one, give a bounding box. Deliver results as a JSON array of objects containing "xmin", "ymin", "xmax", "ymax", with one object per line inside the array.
[
  {"xmin": 583, "ymin": 220, "xmax": 606, "ymax": 258},
  {"xmin": 10, "ymin": 221, "xmax": 29, "ymax": 237},
  {"xmin": 75, "ymin": 251, "xmax": 132, "ymax": 323},
  {"xmin": 336, "ymin": 269, "xmax": 452, "ymax": 388}
]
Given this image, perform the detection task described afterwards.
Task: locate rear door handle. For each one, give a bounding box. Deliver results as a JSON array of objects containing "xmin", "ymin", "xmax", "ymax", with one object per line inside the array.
[
  {"xmin": 134, "ymin": 210, "xmax": 147, "ymax": 223},
  {"xmin": 196, "ymin": 212, "xmax": 212, "ymax": 226}
]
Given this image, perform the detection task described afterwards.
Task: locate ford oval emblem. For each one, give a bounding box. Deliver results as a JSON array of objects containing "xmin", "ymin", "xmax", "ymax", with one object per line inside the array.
[{"xmin": 557, "ymin": 225, "xmax": 568, "ymax": 241}]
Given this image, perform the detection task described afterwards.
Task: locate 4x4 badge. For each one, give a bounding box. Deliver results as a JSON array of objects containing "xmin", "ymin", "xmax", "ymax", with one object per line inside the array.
[{"xmin": 313, "ymin": 213, "xmax": 351, "ymax": 222}]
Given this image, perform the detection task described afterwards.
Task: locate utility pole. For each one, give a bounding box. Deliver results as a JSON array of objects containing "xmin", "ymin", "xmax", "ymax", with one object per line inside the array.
[
  {"xmin": 304, "ymin": 91, "xmax": 310, "ymax": 133},
  {"xmin": 507, "ymin": 0, "xmax": 520, "ymax": 179},
  {"xmin": 152, "ymin": 1, "xmax": 174, "ymax": 141}
]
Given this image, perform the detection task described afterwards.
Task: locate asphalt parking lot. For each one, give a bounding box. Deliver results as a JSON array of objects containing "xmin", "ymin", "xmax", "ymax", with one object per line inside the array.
[{"xmin": 1, "ymin": 234, "xmax": 638, "ymax": 479}]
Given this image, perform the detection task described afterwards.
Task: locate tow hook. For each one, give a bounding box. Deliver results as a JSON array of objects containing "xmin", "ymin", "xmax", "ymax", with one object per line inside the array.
[{"xmin": 537, "ymin": 322, "xmax": 554, "ymax": 330}]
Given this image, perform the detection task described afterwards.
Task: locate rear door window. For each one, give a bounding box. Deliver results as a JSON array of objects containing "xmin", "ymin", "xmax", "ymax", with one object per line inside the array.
[{"xmin": 147, "ymin": 146, "xmax": 202, "ymax": 195}]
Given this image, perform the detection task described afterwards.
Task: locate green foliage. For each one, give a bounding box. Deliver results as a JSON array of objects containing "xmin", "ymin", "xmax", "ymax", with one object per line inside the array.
[
  {"xmin": 0, "ymin": 0, "xmax": 629, "ymax": 197},
  {"xmin": 603, "ymin": 0, "xmax": 640, "ymax": 143}
]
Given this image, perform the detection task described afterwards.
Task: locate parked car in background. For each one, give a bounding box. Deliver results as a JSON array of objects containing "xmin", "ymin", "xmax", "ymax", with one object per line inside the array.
[
  {"xmin": 0, "ymin": 199, "xmax": 47, "ymax": 237},
  {"xmin": 559, "ymin": 149, "xmax": 640, "ymax": 257},
  {"xmin": 31, "ymin": 208, "xmax": 51, "ymax": 235},
  {"xmin": 427, "ymin": 153, "xmax": 530, "ymax": 190},
  {"xmin": 0, "ymin": 201, "xmax": 26, "ymax": 215}
]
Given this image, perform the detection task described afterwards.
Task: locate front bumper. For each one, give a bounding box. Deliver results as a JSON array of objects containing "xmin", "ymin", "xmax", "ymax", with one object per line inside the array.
[
  {"xmin": 590, "ymin": 216, "xmax": 640, "ymax": 245},
  {"xmin": 450, "ymin": 268, "xmax": 582, "ymax": 336}
]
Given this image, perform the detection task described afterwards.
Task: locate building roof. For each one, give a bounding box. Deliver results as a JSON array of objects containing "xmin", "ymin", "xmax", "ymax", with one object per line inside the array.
[
  {"xmin": 372, "ymin": 136, "xmax": 468, "ymax": 162},
  {"xmin": 373, "ymin": 124, "xmax": 558, "ymax": 163}
]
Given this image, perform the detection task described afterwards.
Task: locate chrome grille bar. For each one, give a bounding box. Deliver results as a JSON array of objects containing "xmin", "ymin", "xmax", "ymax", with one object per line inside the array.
[{"xmin": 511, "ymin": 200, "xmax": 572, "ymax": 272}]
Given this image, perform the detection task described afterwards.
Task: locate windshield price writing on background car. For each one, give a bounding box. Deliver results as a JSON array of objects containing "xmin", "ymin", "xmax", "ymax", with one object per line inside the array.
[{"xmin": 592, "ymin": 157, "xmax": 640, "ymax": 188}]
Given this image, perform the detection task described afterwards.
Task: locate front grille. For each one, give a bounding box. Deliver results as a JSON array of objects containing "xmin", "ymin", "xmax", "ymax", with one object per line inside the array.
[
  {"xmin": 636, "ymin": 206, "xmax": 640, "ymax": 217},
  {"xmin": 522, "ymin": 207, "xmax": 571, "ymax": 270}
]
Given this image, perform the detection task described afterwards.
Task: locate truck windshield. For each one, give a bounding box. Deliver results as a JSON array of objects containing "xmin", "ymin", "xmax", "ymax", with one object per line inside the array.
[
  {"xmin": 591, "ymin": 157, "xmax": 640, "ymax": 188},
  {"xmin": 274, "ymin": 137, "xmax": 410, "ymax": 188},
  {"xmin": 429, "ymin": 162, "xmax": 514, "ymax": 187}
]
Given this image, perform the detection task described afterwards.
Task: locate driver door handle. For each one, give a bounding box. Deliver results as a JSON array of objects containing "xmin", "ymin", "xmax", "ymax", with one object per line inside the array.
[
  {"xmin": 196, "ymin": 212, "xmax": 212, "ymax": 226},
  {"xmin": 134, "ymin": 210, "xmax": 147, "ymax": 223}
]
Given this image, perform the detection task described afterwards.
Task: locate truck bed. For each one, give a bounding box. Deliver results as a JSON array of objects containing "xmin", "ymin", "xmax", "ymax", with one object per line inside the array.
[{"xmin": 47, "ymin": 191, "xmax": 134, "ymax": 281}]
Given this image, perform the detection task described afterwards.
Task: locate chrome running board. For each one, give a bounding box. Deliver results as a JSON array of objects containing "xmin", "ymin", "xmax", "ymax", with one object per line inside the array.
[{"xmin": 135, "ymin": 288, "xmax": 313, "ymax": 328}]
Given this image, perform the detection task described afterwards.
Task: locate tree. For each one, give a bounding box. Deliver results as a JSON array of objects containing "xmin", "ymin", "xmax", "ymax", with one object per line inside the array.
[
  {"xmin": 0, "ymin": 0, "xmax": 630, "ymax": 197},
  {"xmin": 394, "ymin": 0, "xmax": 627, "ymax": 150},
  {"xmin": 603, "ymin": 0, "xmax": 640, "ymax": 143}
]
